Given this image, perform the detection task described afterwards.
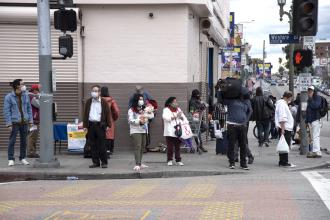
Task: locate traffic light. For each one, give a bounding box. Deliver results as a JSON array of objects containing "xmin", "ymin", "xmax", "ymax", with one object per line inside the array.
[
  {"xmin": 293, "ymin": 49, "xmax": 313, "ymax": 68},
  {"xmin": 59, "ymin": 35, "xmax": 73, "ymax": 58},
  {"xmin": 292, "ymin": 0, "xmax": 318, "ymax": 36},
  {"xmin": 54, "ymin": 9, "xmax": 77, "ymax": 32}
]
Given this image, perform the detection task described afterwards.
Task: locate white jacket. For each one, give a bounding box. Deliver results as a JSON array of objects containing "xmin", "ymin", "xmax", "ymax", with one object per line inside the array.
[
  {"xmin": 275, "ymin": 99, "xmax": 294, "ymax": 131},
  {"xmin": 162, "ymin": 107, "xmax": 189, "ymax": 137},
  {"xmin": 128, "ymin": 108, "xmax": 154, "ymax": 135}
]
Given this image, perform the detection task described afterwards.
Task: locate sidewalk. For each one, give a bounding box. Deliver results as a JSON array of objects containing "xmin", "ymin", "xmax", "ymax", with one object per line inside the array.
[{"xmin": 0, "ymin": 126, "xmax": 329, "ymax": 181}]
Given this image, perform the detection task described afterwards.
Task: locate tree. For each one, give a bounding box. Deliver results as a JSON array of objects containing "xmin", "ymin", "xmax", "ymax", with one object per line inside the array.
[
  {"xmin": 278, "ymin": 66, "xmax": 285, "ymax": 75},
  {"xmin": 279, "ymin": 57, "xmax": 283, "ymax": 65}
]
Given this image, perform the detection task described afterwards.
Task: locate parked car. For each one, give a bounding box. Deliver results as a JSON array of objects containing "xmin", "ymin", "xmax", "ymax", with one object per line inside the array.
[{"xmin": 270, "ymin": 80, "xmax": 277, "ymax": 86}]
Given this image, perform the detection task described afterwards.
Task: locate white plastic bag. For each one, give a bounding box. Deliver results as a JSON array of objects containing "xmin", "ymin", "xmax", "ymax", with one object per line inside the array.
[
  {"xmin": 276, "ymin": 135, "xmax": 290, "ymax": 153},
  {"xmin": 181, "ymin": 123, "xmax": 193, "ymax": 139},
  {"xmin": 213, "ymin": 120, "xmax": 223, "ymax": 139}
]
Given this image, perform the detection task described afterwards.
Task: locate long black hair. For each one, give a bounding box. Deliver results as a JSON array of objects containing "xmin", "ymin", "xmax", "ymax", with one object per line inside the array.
[
  {"xmin": 191, "ymin": 89, "xmax": 200, "ymax": 99},
  {"xmin": 100, "ymin": 86, "xmax": 110, "ymax": 97},
  {"xmin": 131, "ymin": 93, "xmax": 144, "ymax": 109},
  {"xmin": 165, "ymin": 97, "xmax": 176, "ymax": 108}
]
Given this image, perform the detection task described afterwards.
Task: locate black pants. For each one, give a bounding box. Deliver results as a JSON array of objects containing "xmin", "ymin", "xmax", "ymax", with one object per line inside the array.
[
  {"xmin": 278, "ymin": 128, "xmax": 292, "ymax": 165},
  {"xmin": 87, "ymin": 122, "xmax": 107, "ymax": 165},
  {"xmin": 106, "ymin": 139, "xmax": 114, "ymax": 153},
  {"xmin": 234, "ymin": 122, "xmax": 253, "ymax": 159},
  {"xmin": 227, "ymin": 124, "xmax": 247, "ymax": 166}
]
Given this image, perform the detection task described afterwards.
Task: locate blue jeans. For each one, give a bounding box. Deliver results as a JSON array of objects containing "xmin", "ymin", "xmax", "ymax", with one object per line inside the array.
[
  {"xmin": 256, "ymin": 120, "xmax": 271, "ymax": 144},
  {"xmin": 8, "ymin": 124, "xmax": 28, "ymax": 160}
]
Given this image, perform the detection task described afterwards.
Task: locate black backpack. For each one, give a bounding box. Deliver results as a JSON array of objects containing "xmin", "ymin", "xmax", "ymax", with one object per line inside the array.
[{"xmin": 319, "ymin": 96, "xmax": 329, "ymax": 118}]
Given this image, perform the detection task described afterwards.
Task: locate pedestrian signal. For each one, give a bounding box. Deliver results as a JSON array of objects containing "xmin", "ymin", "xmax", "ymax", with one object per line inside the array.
[
  {"xmin": 293, "ymin": 49, "xmax": 313, "ymax": 68},
  {"xmin": 292, "ymin": 0, "xmax": 318, "ymax": 36},
  {"xmin": 54, "ymin": 9, "xmax": 77, "ymax": 32}
]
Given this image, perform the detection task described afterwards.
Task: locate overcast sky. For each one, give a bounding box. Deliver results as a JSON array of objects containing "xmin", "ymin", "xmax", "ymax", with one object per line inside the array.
[{"xmin": 230, "ymin": 0, "xmax": 330, "ymax": 72}]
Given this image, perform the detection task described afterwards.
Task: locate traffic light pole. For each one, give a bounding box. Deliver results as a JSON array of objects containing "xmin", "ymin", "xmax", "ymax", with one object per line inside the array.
[
  {"xmin": 278, "ymin": 2, "xmax": 295, "ymax": 96},
  {"xmin": 34, "ymin": 0, "xmax": 60, "ymax": 168}
]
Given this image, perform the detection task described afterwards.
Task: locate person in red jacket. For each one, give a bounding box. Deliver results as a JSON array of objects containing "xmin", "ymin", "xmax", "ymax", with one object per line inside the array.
[
  {"xmin": 27, "ymin": 84, "xmax": 40, "ymax": 158},
  {"xmin": 101, "ymin": 87, "xmax": 120, "ymax": 157}
]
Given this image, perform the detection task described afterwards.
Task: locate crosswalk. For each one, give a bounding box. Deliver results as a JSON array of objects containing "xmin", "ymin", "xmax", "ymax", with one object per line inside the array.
[{"xmin": 301, "ymin": 171, "xmax": 330, "ymax": 212}]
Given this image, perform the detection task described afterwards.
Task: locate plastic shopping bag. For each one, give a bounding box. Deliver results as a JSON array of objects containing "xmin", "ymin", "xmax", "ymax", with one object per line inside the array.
[
  {"xmin": 181, "ymin": 123, "xmax": 193, "ymax": 139},
  {"xmin": 276, "ymin": 135, "xmax": 290, "ymax": 154},
  {"xmin": 213, "ymin": 120, "xmax": 223, "ymax": 139}
]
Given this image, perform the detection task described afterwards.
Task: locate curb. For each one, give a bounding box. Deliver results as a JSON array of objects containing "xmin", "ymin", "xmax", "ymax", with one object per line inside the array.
[
  {"xmin": 290, "ymin": 161, "xmax": 330, "ymax": 172},
  {"xmin": 0, "ymin": 170, "xmax": 245, "ymax": 182}
]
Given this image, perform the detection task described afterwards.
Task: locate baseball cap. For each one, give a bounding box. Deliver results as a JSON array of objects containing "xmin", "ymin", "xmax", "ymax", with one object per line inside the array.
[{"xmin": 308, "ymin": 85, "xmax": 315, "ymax": 91}]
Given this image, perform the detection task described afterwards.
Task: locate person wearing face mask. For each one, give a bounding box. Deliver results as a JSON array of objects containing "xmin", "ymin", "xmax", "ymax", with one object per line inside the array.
[
  {"xmin": 83, "ymin": 85, "xmax": 111, "ymax": 168},
  {"xmin": 275, "ymin": 91, "xmax": 296, "ymax": 168},
  {"xmin": 189, "ymin": 89, "xmax": 208, "ymax": 153},
  {"xmin": 128, "ymin": 94, "xmax": 154, "ymax": 172},
  {"xmin": 27, "ymin": 84, "xmax": 41, "ymax": 158},
  {"xmin": 163, "ymin": 97, "xmax": 188, "ymax": 166},
  {"xmin": 3, "ymin": 79, "xmax": 33, "ymax": 166}
]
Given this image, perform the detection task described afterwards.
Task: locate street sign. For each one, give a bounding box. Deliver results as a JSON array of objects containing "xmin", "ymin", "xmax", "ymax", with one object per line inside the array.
[
  {"xmin": 303, "ymin": 36, "xmax": 315, "ymax": 53},
  {"xmin": 299, "ymin": 73, "xmax": 312, "ymax": 92},
  {"xmin": 269, "ymin": 34, "xmax": 300, "ymax": 44}
]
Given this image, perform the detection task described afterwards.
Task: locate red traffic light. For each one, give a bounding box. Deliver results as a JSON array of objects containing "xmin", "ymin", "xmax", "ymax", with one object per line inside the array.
[{"xmin": 293, "ymin": 49, "xmax": 313, "ymax": 68}]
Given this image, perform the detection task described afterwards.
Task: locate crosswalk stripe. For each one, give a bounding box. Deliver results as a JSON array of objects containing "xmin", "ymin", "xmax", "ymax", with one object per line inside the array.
[{"xmin": 301, "ymin": 171, "xmax": 330, "ymax": 211}]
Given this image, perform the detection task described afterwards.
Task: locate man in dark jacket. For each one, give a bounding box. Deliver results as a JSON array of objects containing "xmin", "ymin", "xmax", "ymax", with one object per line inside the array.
[
  {"xmin": 306, "ymin": 86, "xmax": 322, "ymax": 158},
  {"xmin": 252, "ymin": 87, "xmax": 274, "ymax": 147},
  {"xmin": 218, "ymin": 88, "xmax": 252, "ymax": 170},
  {"xmin": 83, "ymin": 85, "xmax": 111, "ymax": 168}
]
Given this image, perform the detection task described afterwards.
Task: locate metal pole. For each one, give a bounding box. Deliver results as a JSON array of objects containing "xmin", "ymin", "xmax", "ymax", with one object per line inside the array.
[
  {"xmin": 34, "ymin": 0, "xmax": 60, "ymax": 168},
  {"xmin": 299, "ymin": 90, "xmax": 309, "ymax": 155},
  {"xmin": 261, "ymin": 40, "xmax": 265, "ymax": 88}
]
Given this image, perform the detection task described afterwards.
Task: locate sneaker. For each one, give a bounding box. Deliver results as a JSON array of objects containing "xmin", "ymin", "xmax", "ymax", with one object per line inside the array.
[
  {"xmin": 19, "ymin": 159, "xmax": 30, "ymax": 165},
  {"xmin": 258, "ymin": 143, "xmax": 263, "ymax": 147},
  {"xmin": 307, "ymin": 152, "xmax": 322, "ymax": 158},
  {"xmin": 101, "ymin": 164, "xmax": 108, "ymax": 168},
  {"xmin": 140, "ymin": 164, "xmax": 149, "ymax": 169},
  {"xmin": 229, "ymin": 164, "xmax": 235, "ymax": 169},
  {"xmin": 280, "ymin": 163, "xmax": 296, "ymax": 168},
  {"xmin": 8, "ymin": 160, "xmax": 14, "ymax": 166},
  {"xmin": 264, "ymin": 142, "xmax": 269, "ymax": 147},
  {"xmin": 133, "ymin": 165, "xmax": 141, "ymax": 172},
  {"xmin": 248, "ymin": 156, "xmax": 254, "ymax": 165},
  {"xmin": 177, "ymin": 162, "xmax": 184, "ymax": 166},
  {"xmin": 167, "ymin": 161, "xmax": 173, "ymax": 166},
  {"xmin": 240, "ymin": 165, "xmax": 250, "ymax": 170}
]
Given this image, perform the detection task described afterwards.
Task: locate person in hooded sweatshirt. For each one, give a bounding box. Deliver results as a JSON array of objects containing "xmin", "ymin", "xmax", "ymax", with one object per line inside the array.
[
  {"xmin": 101, "ymin": 87, "xmax": 120, "ymax": 157},
  {"xmin": 217, "ymin": 87, "xmax": 252, "ymax": 170}
]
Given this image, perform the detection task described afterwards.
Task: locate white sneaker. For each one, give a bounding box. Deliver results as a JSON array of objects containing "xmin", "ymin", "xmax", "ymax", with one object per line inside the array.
[
  {"xmin": 133, "ymin": 165, "xmax": 141, "ymax": 172},
  {"xmin": 8, "ymin": 160, "xmax": 14, "ymax": 166},
  {"xmin": 140, "ymin": 164, "xmax": 149, "ymax": 169},
  {"xmin": 167, "ymin": 161, "xmax": 173, "ymax": 166},
  {"xmin": 177, "ymin": 162, "xmax": 184, "ymax": 166},
  {"xmin": 19, "ymin": 159, "xmax": 30, "ymax": 165}
]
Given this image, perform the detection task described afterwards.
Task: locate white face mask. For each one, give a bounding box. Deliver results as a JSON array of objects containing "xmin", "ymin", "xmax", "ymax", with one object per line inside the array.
[
  {"xmin": 91, "ymin": 92, "xmax": 99, "ymax": 98},
  {"xmin": 20, "ymin": 85, "xmax": 27, "ymax": 92},
  {"xmin": 138, "ymin": 100, "xmax": 144, "ymax": 106}
]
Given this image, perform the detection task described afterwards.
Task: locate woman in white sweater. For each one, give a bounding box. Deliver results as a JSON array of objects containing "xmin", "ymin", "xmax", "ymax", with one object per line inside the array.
[
  {"xmin": 162, "ymin": 97, "xmax": 188, "ymax": 166},
  {"xmin": 128, "ymin": 94, "xmax": 154, "ymax": 172}
]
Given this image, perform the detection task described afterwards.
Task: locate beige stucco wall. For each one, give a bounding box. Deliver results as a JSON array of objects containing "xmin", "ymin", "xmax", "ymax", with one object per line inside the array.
[{"xmin": 81, "ymin": 4, "xmax": 190, "ymax": 83}]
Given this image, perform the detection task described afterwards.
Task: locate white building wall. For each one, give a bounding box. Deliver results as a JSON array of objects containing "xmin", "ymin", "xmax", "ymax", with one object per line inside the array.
[
  {"xmin": 81, "ymin": 5, "xmax": 188, "ymax": 83},
  {"xmin": 187, "ymin": 7, "xmax": 201, "ymax": 83}
]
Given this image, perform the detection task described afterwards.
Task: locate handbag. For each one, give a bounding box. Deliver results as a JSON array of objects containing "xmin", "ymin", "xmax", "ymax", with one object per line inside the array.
[
  {"xmin": 276, "ymin": 135, "xmax": 290, "ymax": 153},
  {"xmin": 181, "ymin": 123, "xmax": 193, "ymax": 139},
  {"xmin": 173, "ymin": 112, "xmax": 182, "ymax": 138}
]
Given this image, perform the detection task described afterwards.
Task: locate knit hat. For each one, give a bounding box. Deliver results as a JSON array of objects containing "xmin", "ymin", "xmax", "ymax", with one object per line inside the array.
[{"xmin": 31, "ymin": 84, "xmax": 40, "ymax": 91}]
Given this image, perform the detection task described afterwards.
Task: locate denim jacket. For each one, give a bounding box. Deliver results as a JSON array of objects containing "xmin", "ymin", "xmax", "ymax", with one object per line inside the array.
[{"xmin": 3, "ymin": 91, "xmax": 33, "ymax": 127}]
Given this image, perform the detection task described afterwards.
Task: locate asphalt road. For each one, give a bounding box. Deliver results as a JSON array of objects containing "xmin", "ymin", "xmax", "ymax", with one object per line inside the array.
[{"xmin": 0, "ymin": 170, "xmax": 329, "ymax": 220}]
